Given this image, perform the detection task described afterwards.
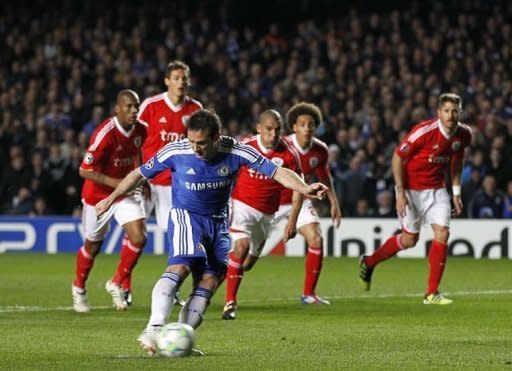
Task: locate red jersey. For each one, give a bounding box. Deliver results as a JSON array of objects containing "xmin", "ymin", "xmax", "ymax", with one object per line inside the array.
[
  {"xmin": 138, "ymin": 93, "xmax": 202, "ymax": 186},
  {"xmin": 279, "ymin": 134, "xmax": 330, "ymax": 205},
  {"xmin": 396, "ymin": 118, "xmax": 472, "ymax": 190},
  {"xmin": 231, "ymin": 135, "xmax": 301, "ymax": 214},
  {"xmin": 80, "ymin": 117, "xmax": 146, "ymax": 205}
]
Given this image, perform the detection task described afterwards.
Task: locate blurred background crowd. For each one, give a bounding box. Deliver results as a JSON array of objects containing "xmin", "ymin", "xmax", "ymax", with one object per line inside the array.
[{"xmin": 1, "ymin": 0, "xmax": 512, "ymax": 218}]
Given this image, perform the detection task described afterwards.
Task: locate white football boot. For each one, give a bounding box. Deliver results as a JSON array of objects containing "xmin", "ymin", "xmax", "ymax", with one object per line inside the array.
[
  {"xmin": 104, "ymin": 280, "xmax": 128, "ymax": 311},
  {"xmin": 72, "ymin": 285, "xmax": 91, "ymax": 313}
]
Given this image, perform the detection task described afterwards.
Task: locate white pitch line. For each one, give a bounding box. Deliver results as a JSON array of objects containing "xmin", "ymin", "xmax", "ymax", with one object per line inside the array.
[
  {"xmin": 238, "ymin": 288, "xmax": 512, "ymax": 303},
  {"xmin": 0, "ymin": 305, "xmax": 112, "ymax": 313},
  {"xmin": 1, "ymin": 289, "xmax": 511, "ymax": 313}
]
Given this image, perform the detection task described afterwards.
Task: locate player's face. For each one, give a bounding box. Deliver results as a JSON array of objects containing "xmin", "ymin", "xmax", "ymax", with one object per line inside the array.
[
  {"xmin": 293, "ymin": 114, "xmax": 316, "ymax": 146},
  {"xmin": 257, "ymin": 118, "xmax": 281, "ymax": 149},
  {"xmin": 188, "ymin": 129, "xmax": 219, "ymax": 160},
  {"xmin": 165, "ymin": 69, "xmax": 189, "ymax": 101},
  {"xmin": 115, "ymin": 94, "xmax": 140, "ymax": 127},
  {"xmin": 437, "ymin": 102, "xmax": 461, "ymax": 132}
]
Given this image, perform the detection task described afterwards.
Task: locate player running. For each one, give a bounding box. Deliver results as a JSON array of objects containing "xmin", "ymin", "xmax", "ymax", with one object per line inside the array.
[
  {"xmin": 359, "ymin": 93, "xmax": 472, "ymax": 304},
  {"xmin": 71, "ymin": 90, "xmax": 147, "ymax": 313},
  {"xmin": 265, "ymin": 102, "xmax": 342, "ymax": 305},
  {"xmin": 222, "ymin": 109, "xmax": 303, "ymax": 320}
]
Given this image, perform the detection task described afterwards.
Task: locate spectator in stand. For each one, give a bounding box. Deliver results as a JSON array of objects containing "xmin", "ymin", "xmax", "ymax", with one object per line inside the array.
[
  {"xmin": 353, "ymin": 198, "xmax": 374, "ymax": 218},
  {"xmin": 471, "ymin": 175, "xmax": 505, "ymax": 219},
  {"xmin": 502, "ymin": 180, "xmax": 512, "ymax": 219},
  {"xmin": 462, "ymin": 168, "xmax": 482, "ymax": 218},
  {"xmin": 374, "ymin": 190, "xmax": 396, "ymax": 218}
]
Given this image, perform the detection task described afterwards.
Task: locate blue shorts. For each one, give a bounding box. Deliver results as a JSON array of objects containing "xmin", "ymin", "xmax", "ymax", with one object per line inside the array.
[{"xmin": 166, "ymin": 208, "xmax": 230, "ymax": 277}]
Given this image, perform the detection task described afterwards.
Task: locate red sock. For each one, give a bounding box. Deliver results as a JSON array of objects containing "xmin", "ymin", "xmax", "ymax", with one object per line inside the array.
[
  {"xmin": 121, "ymin": 274, "xmax": 131, "ymax": 292},
  {"xmin": 304, "ymin": 246, "xmax": 323, "ymax": 296},
  {"xmin": 366, "ymin": 235, "xmax": 402, "ymax": 268},
  {"xmin": 73, "ymin": 246, "xmax": 98, "ymax": 289},
  {"xmin": 427, "ymin": 240, "xmax": 447, "ymax": 295},
  {"xmin": 225, "ymin": 251, "xmax": 243, "ymax": 303},
  {"xmin": 112, "ymin": 236, "xmax": 143, "ymax": 285}
]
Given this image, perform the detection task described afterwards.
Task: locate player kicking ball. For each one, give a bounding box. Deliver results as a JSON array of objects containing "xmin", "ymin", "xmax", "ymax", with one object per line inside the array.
[
  {"xmin": 359, "ymin": 93, "xmax": 472, "ymax": 304},
  {"xmin": 96, "ymin": 109, "xmax": 327, "ymax": 355}
]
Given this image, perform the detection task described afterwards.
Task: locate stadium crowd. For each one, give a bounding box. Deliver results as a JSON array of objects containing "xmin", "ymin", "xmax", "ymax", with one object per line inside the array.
[{"xmin": 1, "ymin": 0, "xmax": 512, "ymax": 218}]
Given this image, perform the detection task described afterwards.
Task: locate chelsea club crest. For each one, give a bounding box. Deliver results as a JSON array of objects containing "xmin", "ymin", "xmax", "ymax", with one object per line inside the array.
[{"xmin": 218, "ymin": 165, "xmax": 232, "ymax": 176}]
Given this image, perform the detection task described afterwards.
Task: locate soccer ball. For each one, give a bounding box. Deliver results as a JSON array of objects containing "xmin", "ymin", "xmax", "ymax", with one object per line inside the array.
[{"xmin": 155, "ymin": 322, "xmax": 195, "ymax": 357}]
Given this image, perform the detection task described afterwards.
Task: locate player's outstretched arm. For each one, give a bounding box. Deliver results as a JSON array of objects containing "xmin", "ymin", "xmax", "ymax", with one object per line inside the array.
[
  {"xmin": 273, "ymin": 167, "xmax": 327, "ymax": 199},
  {"xmin": 96, "ymin": 168, "xmax": 145, "ymax": 217}
]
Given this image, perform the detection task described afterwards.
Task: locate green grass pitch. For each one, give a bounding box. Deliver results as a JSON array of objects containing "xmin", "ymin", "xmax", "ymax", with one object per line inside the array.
[{"xmin": 1, "ymin": 254, "xmax": 511, "ymax": 370}]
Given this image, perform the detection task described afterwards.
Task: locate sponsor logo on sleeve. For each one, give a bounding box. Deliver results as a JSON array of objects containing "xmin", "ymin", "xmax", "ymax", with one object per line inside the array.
[
  {"xmin": 144, "ymin": 158, "xmax": 155, "ymax": 169},
  {"xmin": 83, "ymin": 152, "xmax": 94, "ymax": 165},
  {"xmin": 271, "ymin": 157, "xmax": 284, "ymax": 166},
  {"xmin": 399, "ymin": 143, "xmax": 410, "ymax": 153},
  {"xmin": 451, "ymin": 140, "xmax": 461, "ymax": 151}
]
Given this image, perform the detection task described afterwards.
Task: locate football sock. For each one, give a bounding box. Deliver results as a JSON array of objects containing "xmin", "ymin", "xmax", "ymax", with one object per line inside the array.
[
  {"xmin": 225, "ymin": 251, "xmax": 243, "ymax": 303},
  {"xmin": 112, "ymin": 236, "xmax": 143, "ymax": 285},
  {"xmin": 365, "ymin": 235, "xmax": 402, "ymax": 268},
  {"xmin": 427, "ymin": 240, "xmax": 447, "ymax": 295},
  {"xmin": 121, "ymin": 274, "xmax": 131, "ymax": 292},
  {"xmin": 148, "ymin": 272, "xmax": 182, "ymax": 327},
  {"xmin": 179, "ymin": 287, "xmax": 213, "ymax": 329},
  {"xmin": 304, "ymin": 246, "xmax": 323, "ymax": 296},
  {"xmin": 73, "ymin": 245, "xmax": 99, "ymax": 289}
]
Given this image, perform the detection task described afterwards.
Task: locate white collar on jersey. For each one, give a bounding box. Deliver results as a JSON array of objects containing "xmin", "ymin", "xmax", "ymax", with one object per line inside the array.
[
  {"xmin": 437, "ymin": 119, "xmax": 460, "ymax": 139},
  {"xmin": 164, "ymin": 93, "xmax": 186, "ymax": 112},
  {"xmin": 114, "ymin": 117, "xmax": 135, "ymax": 138},
  {"xmin": 256, "ymin": 134, "xmax": 273, "ymax": 154},
  {"xmin": 291, "ymin": 133, "xmax": 313, "ymax": 155}
]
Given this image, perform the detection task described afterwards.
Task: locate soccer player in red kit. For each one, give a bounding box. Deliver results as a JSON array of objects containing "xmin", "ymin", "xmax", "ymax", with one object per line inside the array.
[
  {"xmin": 137, "ymin": 60, "xmax": 202, "ymax": 305},
  {"xmin": 267, "ymin": 102, "xmax": 342, "ymax": 305},
  {"xmin": 138, "ymin": 60, "xmax": 202, "ymax": 230},
  {"xmin": 72, "ymin": 90, "xmax": 147, "ymax": 312},
  {"xmin": 359, "ymin": 93, "xmax": 472, "ymax": 304},
  {"xmin": 222, "ymin": 110, "xmax": 303, "ymax": 320}
]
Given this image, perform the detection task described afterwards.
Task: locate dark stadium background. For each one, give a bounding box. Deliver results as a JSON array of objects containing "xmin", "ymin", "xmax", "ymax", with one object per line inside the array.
[{"xmin": 1, "ymin": 0, "xmax": 511, "ymax": 218}]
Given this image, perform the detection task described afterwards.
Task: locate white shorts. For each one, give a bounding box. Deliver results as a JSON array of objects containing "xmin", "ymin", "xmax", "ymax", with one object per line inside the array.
[
  {"xmin": 400, "ymin": 188, "xmax": 451, "ymax": 234},
  {"xmin": 82, "ymin": 194, "xmax": 145, "ymax": 242},
  {"xmin": 229, "ymin": 199, "xmax": 274, "ymax": 256},
  {"xmin": 272, "ymin": 198, "xmax": 319, "ymax": 230},
  {"xmin": 144, "ymin": 183, "xmax": 172, "ymax": 231}
]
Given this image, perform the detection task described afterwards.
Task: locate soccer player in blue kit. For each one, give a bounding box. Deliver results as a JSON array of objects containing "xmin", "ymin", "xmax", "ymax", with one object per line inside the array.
[{"xmin": 96, "ymin": 109, "xmax": 327, "ymax": 355}]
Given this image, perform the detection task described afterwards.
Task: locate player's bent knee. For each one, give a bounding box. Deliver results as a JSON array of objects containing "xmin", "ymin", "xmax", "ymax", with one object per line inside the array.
[
  {"xmin": 131, "ymin": 234, "xmax": 147, "ymax": 247},
  {"xmin": 243, "ymin": 255, "xmax": 259, "ymax": 271},
  {"xmin": 306, "ymin": 233, "xmax": 323, "ymax": 249},
  {"xmin": 400, "ymin": 233, "xmax": 419, "ymax": 249}
]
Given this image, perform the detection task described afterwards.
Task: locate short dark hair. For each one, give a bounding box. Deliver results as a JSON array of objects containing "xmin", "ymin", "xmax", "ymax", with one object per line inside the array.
[
  {"xmin": 188, "ymin": 109, "xmax": 222, "ymax": 139},
  {"xmin": 116, "ymin": 89, "xmax": 139, "ymax": 103},
  {"xmin": 438, "ymin": 93, "xmax": 462, "ymax": 109},
  {"xmin": 260, "ymin": 109, "xmax": 283, "ymax": 124},
  {"xmin": 166, "ymin": 60, "xmax": 190, "ymax": 79},
  {"xmin": 286, "ymin": 102, "xmax": 323, "ymax": 129}
]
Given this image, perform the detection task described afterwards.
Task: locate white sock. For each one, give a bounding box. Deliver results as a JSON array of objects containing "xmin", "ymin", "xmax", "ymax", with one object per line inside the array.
[
  {"xmin": 147, "ymin": 272, "xmax": 181, "ymax": 327},
  {"xmin": 178, "ymin": 287, "xmax": 213, "ymax": 329}
]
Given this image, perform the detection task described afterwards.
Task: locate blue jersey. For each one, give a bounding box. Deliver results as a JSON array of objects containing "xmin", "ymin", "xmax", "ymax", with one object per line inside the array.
[{"xmin": 139, "ymin": 136, "xmax": 278, "ymax": 218}]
